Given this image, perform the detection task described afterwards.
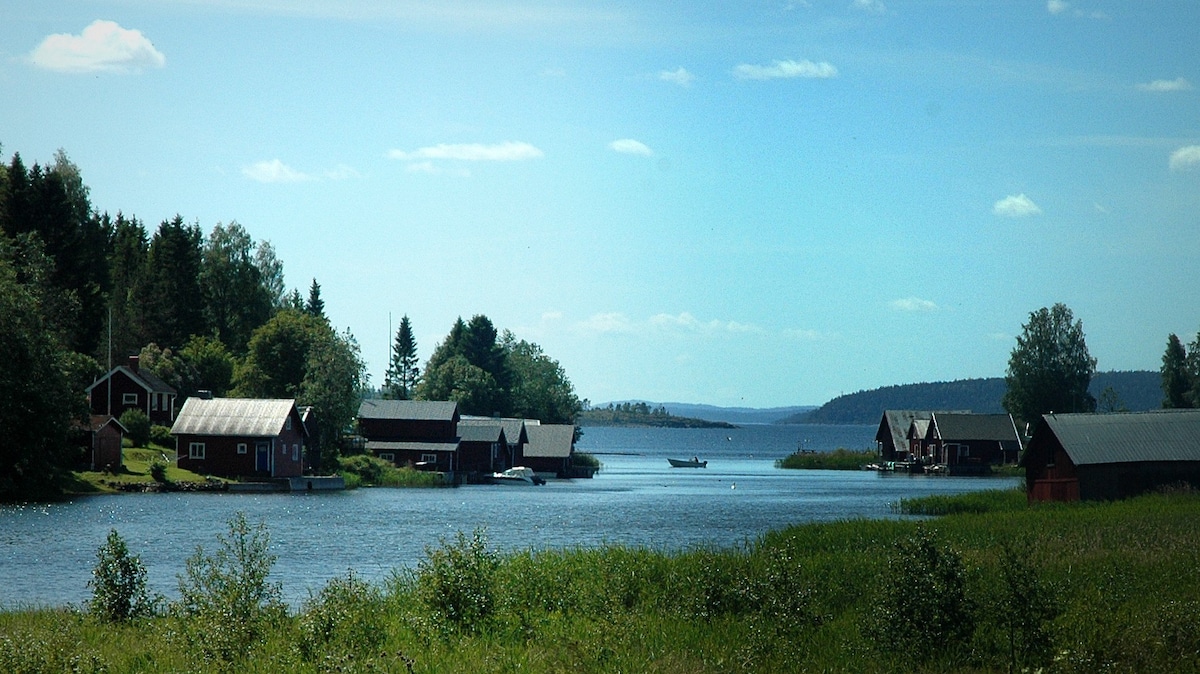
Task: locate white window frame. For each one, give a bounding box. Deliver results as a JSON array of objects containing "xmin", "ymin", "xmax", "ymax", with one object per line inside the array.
[
  {"xmin": 122, "ymin": 393, "xmax": 138, "ymax": 405},
  {"xmin": 420, "ymin": 453, "xmax": 437, "ymax": 464},
  {"xmin": 188, "ymin": 442, "xmax": 205, "ymax": 459},
  {"xmin": 237, "ymin": 443, "xmax": 247, "ymax": 455},
  {"xmin": 380, "ymin": 452, "xmax": 395, "ymax": 462}
]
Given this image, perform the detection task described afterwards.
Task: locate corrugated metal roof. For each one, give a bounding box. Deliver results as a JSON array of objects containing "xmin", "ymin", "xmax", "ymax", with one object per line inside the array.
[
  {"xmin": 458, "ymin": 423, "xmax": 504, "ymax": 443},
  {"xmin": 461, "ymin": 416, "xmax": 528, "ymax": 444},
  {"xmin": 877, "ymin": 411, "xmax": 931, "ymax": 450},
  {"xmin": 358, "ymin": 399, "xmax": 459, "ymax": 421},
  {"xmin": 1043, "ymin": 410, "xmax": 1200, "ymax": 465},
  {"xmin": 929, "ymin": 413, "xmax": 1020, "ymax": 443},
  {"xmin": 524, "ymin": 424, "xmax": 574, "ymax": 458},
  {"xmin": 170, "ymin": 398, "xmax": 296, "ymax": 437},
  {"xmin": 365, "ymin": 440, "xmax": 459, "ymax": 453}
]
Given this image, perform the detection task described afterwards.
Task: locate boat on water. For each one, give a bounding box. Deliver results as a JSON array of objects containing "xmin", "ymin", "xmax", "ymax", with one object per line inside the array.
[
  {"xmin": 668, "ymin": 457, "xmax": 707, "ymax": 468},
  {"xmin": 491, "ymin": 466, "xmax": 546, "ymax": 485}
]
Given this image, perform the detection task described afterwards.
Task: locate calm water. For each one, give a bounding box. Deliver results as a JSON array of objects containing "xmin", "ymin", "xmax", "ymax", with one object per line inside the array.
[{"xmin": 0, "ymin": 424, "xmax": 1018, "ymax": 608}]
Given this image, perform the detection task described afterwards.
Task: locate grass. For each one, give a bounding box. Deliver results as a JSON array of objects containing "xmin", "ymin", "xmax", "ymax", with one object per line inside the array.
[
  {"xmin": 73, "ymin": 446, "xmax": 221, "ymax": 494},
  {"xmin": 775, "ymin": 447, "xmax": 878, "ymax": 470},
  {"xmin": 337, "ymin": 454, "xmax": 450, "ymax": 488},
  {"xmin": 5, "ymin": 490, "xmax": 1200, "ymax": 672}
]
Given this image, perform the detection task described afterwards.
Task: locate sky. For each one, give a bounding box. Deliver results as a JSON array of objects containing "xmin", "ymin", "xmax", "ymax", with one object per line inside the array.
[{"xmin": 2, "ymin": 1, "xmax": 1198, "ymax": 409}]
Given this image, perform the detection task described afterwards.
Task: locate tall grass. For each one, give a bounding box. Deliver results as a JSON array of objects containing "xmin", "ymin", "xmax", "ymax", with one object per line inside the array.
[
  {"xmin": 5, "ymin": 491, "xmax": 1200, "ymax": 672},
  {"xmin": 775, "ymin": 447, "xmax": 877, "ymax": 470}
]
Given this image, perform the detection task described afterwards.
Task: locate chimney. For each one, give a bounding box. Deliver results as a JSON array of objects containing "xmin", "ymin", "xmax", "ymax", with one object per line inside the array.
[
  {"xmin": 197, "ymin": 390, "xmax": 214, "ymax": 400},
  {"xmin": 128, "ymin": 355, "xmax": 139, "ymax": 372}
]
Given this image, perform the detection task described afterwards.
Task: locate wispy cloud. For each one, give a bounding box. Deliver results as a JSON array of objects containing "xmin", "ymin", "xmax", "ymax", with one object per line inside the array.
[
  {"xmin": 1138, "ymin": 77, "xmax": 1193, "ymax": 92},
  {"xmin": 388, "ymin": 141, "xmax": 543, "ymax": 162},
  {"xmin": 650, "ymin": 312, "xmax": 764, "ymax": 335},
  {"xmin": 733, "ymin": 59, "xmax": 837, "ymax": 81},
  {"xmin": 851, "ymin": 0, "xmax": 886, "ymax": 14},
  {"xmin": 890, "ymin": 297, "xmax": 939, "ymax": 313},
  {"xmin": 242, "ymin": 159, "xmax": 316, "ymax": 184},
  {"xmin": 29, "ymin": 20, "xmax": 165, "ymax": 74},
  {"xmin": 576, "ymin": 312, "xmax": 764, "ymax": 337},
  {"xmin": 1169, "ymin": 145, "xmax": 1200, "ymax": 172},
  {"xmin": 609, "ymin": 139, "xmax": 653, "ymax": 156},
  {"xmin": 993, "ymin": 193, "xmax": 1042, "ymax": 217},
  {"xmin": 1046, "ymin": 0, "xmax": 1069, "ymax": 14},
  {"xmin": 658, "ymin": 66, "xmax": 695, "ymax": 87},
  {"xmin": 577, "ymin": 312, "xmax": 637, "ymax": 335},
  {"xmin": 1046, "ymin": 0, "xmax": 1107, "ymax": 19}
]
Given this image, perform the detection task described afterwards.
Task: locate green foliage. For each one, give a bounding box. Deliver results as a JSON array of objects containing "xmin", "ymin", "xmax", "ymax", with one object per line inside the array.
[
  {"xmin": 149, "ymin": 424, "xmax": 173, "ymax": 447},
  {"xmin": 571, "ymin": 451, "xmax": 601, "ymax": 469},
  {"xmin": 989, "ymin": 540, "xmax": 1060, "ymax": 671},
  {"xmin": 898, "ymin": 487, "xmax": 1027, "ymax": 516},
  {"xmin": 200, "ymin": 221, "xmax": 275, "ymax": 354},
  {"xmin": 174, "ymin": 512, "xmax": 287, "ymax": 664},
  {"xmin": 579, "ymin": 401, "xmax": 732, "ymax": 428},
  {"xmin": 1003, "ymin": 302, "xmax": 1098, "ymax": 428},
  {"xmin": 118, "ymin": 409, "xmax": 151, "ymax": 448},
  {"xmin": 178, "ymin": 334, "xmax": 234, "ymax": 398},
  {"xmin": 870, "ymin": 526, "xmax": 975, "ymax": 666},
  {"xmin": 89, "ymin": 529, "xmax": 155, "ymax": 623},
  {"xmin": 336, "ymin": 454, "xmax": 446, "ymax": 487},
  {"xmin": 384, "ymin": 314, "xmax": 419, "ymax": 400},
  {"xmin": 304, "ymin": 277, "xmax": 324, "ymax": 318},
  {"xmin": 142, "ymin": 216, "xmax": 205, "ymax": 350},
  {"xmin": 148, "ymin": 460, "xmax": 168, "ymax": 483},
  {"xmin": 776, "ymin": 447, "xmax": 877, "ymax": 470},
  {"xmin": 298, "ymin": 571, "xmax": 385, "ymax": 660},
  {"xmin": 414, "ymin": 529, "xmax": 500, "ymax": 634}
]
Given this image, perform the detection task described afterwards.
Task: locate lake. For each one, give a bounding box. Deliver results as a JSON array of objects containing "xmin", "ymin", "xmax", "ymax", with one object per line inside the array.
[{"xmin": 0, "ymin": 424, "xmax": 1020, "ymax": 608}]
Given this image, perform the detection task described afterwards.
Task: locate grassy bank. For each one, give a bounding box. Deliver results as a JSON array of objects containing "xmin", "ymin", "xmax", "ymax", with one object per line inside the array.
[
  {"xmin": 337, "ymin": 454, "xmax": 450, "ymax": 488},
  {"xmin": 775, "ymin": 447, "xmax": 878, "ymax": 470},
  {"xmin": 73, "ymin": 447, "xmax": 221, "ymax": 494},
  {"xmin": 4, "ymin": 489, "xmax": 1200, "ymax": 672}
]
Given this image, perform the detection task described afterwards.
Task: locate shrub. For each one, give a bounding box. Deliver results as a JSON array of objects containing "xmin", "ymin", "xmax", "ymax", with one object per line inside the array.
[
  {"xmin": 119, "ymin": 409, "xmax": 151, "ymax": 448},
  {"xmin": 299, "ymin": 571, "xmax": 385, "ymax": 660},
  {"xmin": 870, "ymin": 526, "xmax": 975, "ymax": 665},
  {"xmin": 173, "ymin": 512, "xmax": 287, "ymax": 664},
  {"xmin": 414, "ymin": 528, "xmax": 499, "ymax": 634},
  {"xmin": 89, "ymin": 529, "xmax": 155, "ymax": 622},
  {"xmin": 148, "ymin": 461, "xmax": 168, "ymax": 483},
  {"xmin": 149, "ymin": 424, "xmax": 173, "ymax": 447}
]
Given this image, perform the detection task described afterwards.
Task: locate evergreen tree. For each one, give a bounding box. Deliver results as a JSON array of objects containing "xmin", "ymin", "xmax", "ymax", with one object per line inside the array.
[
  {"xmin": 1002, "ymin": 303, "xmax": 1097, "ymax": 429},
  {"xmin": 305, "ymin": 278, "xmax": 325, "ymax": 318},
  {"xmin": 384, "ymin": 315, "xmax": 419, "ymax": 400},
  {"xmin": 201, "ymin": 221, "xmax": 274, "ymax": 354},
  {"xmin": 1161, "ymin": 333, "xmax": 1192, "ymax": 409},
  {"xmin": 143, "ymin": 216, "xmax": 205, "ymax": 349},
  {"xmin": 105, "ymin": 212, "xmax": 150, "ymax": 363}
]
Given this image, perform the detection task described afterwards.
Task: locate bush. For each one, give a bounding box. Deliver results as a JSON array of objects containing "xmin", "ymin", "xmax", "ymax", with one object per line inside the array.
[
  {"xmin": 148, "ymin": 461, "xmax": 168, "ymax": 483},
  {"xmin": 149, "ymin": 424, "xmax": 173, "ymax": 447},
  {"xmin": 119, "ymin": 409, "xmax": 151, "ymax": 448},
  {"xmin": 89, "ymin": 529, "xmax": 155, "ymax": 622},
  {"xmin": 414, "ymin": 528, "xmax": 499, "ymax": 634},
  {"xmin": 173, "ymin": 512, "xmax": 287, "ymax": 664},
  {"xmin": 299, "ymin": 571, "xmax": 385, "ymax": 660}
]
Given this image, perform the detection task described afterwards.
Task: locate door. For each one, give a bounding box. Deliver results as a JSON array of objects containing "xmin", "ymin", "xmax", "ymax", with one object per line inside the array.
[{"xmin": 256, "ymin": 441, "xmax": 270, "ymax": 473}]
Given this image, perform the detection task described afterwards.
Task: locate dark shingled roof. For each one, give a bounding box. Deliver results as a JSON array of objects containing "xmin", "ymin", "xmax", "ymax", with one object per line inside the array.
[
  {"xmin": 524, "ymin": 424, "xmax": 574, "ymax": 458},
  {"xmin": 460, "ymin": 416, "xmax": 528, "ymax": 445},
  {"xmin": 365, "ymin": 440, "xmax": 460, "ymax": 453},
  {"xmin": 458, "ymin": 423, "xmax": 505, "ymax": 444},
  {"xmin": 1036, "ymin": 410, "xmax": 1200, "ymax": 465},
  {"xmin": 876, "ymin": 410, "xmax": 931, "ymax": 450},
  {"xmin": 358, "ymin": 399, "xmax": 459, "ymax": 422},
  {"xmin": 928, "ymin": 413, "xmax": 1020, "ymax": 444}
]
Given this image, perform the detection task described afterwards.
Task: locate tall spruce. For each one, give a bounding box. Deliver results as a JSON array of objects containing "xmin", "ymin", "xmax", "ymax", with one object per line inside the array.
[
  {"xmin": 1161, "ymin": 333, "xmax": 1192, "ymax": 409},
  {"xmin": 143, "ymin": 216, "xmax": 205, "ymax": 350},
  {"xmin": 305, "ymin": 278, "xmax": 325, "ymax": 318},
  {"xmin": 106, "ymin": 213, "xmax": 150, "ymax": 362},
  {"xmin": 384, "ymin": 315, "xmax": 419, "ymax": 400}
]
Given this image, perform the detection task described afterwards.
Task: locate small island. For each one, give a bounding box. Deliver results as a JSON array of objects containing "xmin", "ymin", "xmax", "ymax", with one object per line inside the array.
[{"xmin": 578, "ymin": 402, "xmax": 736, "ymax": 429}]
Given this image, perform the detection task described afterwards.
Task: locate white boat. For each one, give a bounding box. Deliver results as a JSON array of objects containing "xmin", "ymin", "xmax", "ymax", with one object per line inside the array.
[
  {"xmin": 668, "ymin": 457, "xmax": 707, "ymax": 468},
  {"xmin": 491, "ymin": 466, "xmax": 545, "ymax": 485}
]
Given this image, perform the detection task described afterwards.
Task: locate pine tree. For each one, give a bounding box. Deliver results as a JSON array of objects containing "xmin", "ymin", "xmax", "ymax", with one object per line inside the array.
[
  {"xmin": 305, "ymin": 278, "xmax": 325, "ymax": 318},
  {"xmin": 1161, "ymin": 333, "xmax": 1192, "ymax": 409},
  {"xmin": 384, "ymin": 315, "xmax": 419, "ymax": 399}
]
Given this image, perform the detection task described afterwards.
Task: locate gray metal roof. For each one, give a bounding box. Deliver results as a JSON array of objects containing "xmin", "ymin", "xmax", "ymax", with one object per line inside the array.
[
  {"xmin": 365, "ymin": 440, "xmax": 460, "ymax": 453},
  {"xmin": 171, "ymin": 398, "xmax": 298, "ymax": 437},
  {"xmin": 460, "ymin": 416, "xmax": 528, "ymax": 444},
  {"xmin": 86, "ymin": 365, "xmax": 178, "ymax": 395},
  {"xmin": 458, "ymin": 423, "xmax": 505, "ymax": 443},
  {"xmin": 358, "ymin": 399, "xmax": 459, "ymax": 421},
  {"xmin": 524, "ymin": 424, "xmax": 574, "ymax": 458},
  {"xmin": 1040, "ymin": 410, "xmax": 1200, "ymax": 465},
  {"xmin": 928, "ymin": 413, "xmax": 1020, "ymax": 444},
  {"xmin": 877, "ymin": 411, "xmax": 931, "ymax": 450}
]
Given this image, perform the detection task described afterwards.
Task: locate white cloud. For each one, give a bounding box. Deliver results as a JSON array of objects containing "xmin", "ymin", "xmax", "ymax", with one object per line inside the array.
[
  {"xmin": 1170, "ymin": 145, "xmax": 1200, "ymax": 171},
  {"xmin": 993, "ymin": 193, "xmax": 1042, "ymax": 217},
  {"xmin": 1137, "ymin": 77, "xmax": 1193, "ymax": 92},
  {"xmin": 609, "ymin": 139, "xmax": 653, "ymax": 156},
  {"xmin": 576, "ymin": 311, "xmax": 763, "ymax": 336},
  {"xmin": 30, "ymin": 19, "xmax": 165, "ymax": 74},
  {"xmin": 1047, "ymin": 0, "xmax": 1069, "ymax": 15},
  {"xmin": 577, "ymin": 313, "xmax": 636, "ymax": 335},
  {"xmin": 889, "ymin": 297, "xmax": 939, "ymax": 313},
  {"xmin": 783, "ymin": 328, "xmax": 831, "ymax": 341},
  {"xmin": 241, "ymin": 159, "xmax": 315, "ymax": 184},
  {"xmin": 733, "ymin": 59, "xmax": 837, "ymax": 81},
  {"xmin": 659, "ymin": 67, "xmax": 695, "ymax": 86},
  {"xmin": 851, "ymin": 0, "xmax": 886, "ymax": 14},
  {"xmin": 650, "ymin": 312, "xmax": 764, "ymax": 334},
  {"xmin": 388, "ymin": 141, "xmax": 543, "ymax": 162},
  {"xmin": 324, "ymin": 164, "xmax": 360, "ymax": 180}
]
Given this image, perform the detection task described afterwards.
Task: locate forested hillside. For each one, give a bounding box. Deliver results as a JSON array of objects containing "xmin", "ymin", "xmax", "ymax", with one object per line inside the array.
[{"xmin": 783, "ymin": 371, "xmax": 1162, "ymax": 425}]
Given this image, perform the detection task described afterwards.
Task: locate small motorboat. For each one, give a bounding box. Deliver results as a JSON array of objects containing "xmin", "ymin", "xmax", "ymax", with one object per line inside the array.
[
  {"xmin": 491, "ymin": 466, "xmax": 545, "ymax": 485},
  {"xmin": 668, "ymin": 457, "xmax": 707, "ymax": 468}
]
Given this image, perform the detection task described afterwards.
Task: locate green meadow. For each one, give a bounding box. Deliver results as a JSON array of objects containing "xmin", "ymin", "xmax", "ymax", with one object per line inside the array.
[{"xmin": 3, "ymin": 488, "xmax": 1199, "ymax": 673}]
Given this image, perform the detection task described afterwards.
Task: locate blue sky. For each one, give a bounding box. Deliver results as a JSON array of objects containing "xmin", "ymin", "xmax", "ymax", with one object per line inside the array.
[{"xmin": 2, "ymin": 1, "xmax": 1198, "ymax": 408}]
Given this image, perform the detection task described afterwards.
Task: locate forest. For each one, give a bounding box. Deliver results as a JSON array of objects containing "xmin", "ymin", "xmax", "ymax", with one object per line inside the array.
[{"xmin": 0, "ymin": 147, "xmax": 579, "ymax": 500}]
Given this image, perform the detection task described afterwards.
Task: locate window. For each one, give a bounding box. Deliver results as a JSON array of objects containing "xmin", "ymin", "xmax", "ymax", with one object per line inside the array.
[
  {"xmin": 189, "ymin": 442, "xmax": 205, "ymax": 459},
  {"xmin": 122, "ymin": 393, "xmax": 138, "ymax": 406},
  {"xmin": 380, "ymin": 453, "xmax": 395, "ymax": 462},
  {"xmin": 237, "ymin": 443, "xmax": 247, "ymax": 455},
  {"xmin": 420, "ymin": 453, "xmax": 437, "ymax": 464},
  {"xmin": 292, "ymin": 444, "xmax": 299, "ymax": 461},
  {"xmin": 151, "ymin": 394, "xmax": 159, "ymax": 411},
  {"xmin": 286, "ymin": 417, "xmax": 292, "ymax": 430}
]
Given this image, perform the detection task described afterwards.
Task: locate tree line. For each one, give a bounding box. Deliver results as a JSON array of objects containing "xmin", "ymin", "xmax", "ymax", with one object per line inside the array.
[{"xmin": 0, "ymin": 146, "xmax": 580, "ymax": 500}]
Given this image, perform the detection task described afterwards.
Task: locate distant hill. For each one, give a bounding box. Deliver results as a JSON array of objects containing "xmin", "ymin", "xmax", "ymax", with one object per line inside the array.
[
  {"xmin": 578, "ymin": 402, "xmax": 735, "ymax": 428},
  {"xmin": 778, "ymin": 371, "xmax": 1162, "ymax": 425},
  {"xmin": 592, "ymin": 401, "xmax": 814, "ymax": 425}
]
